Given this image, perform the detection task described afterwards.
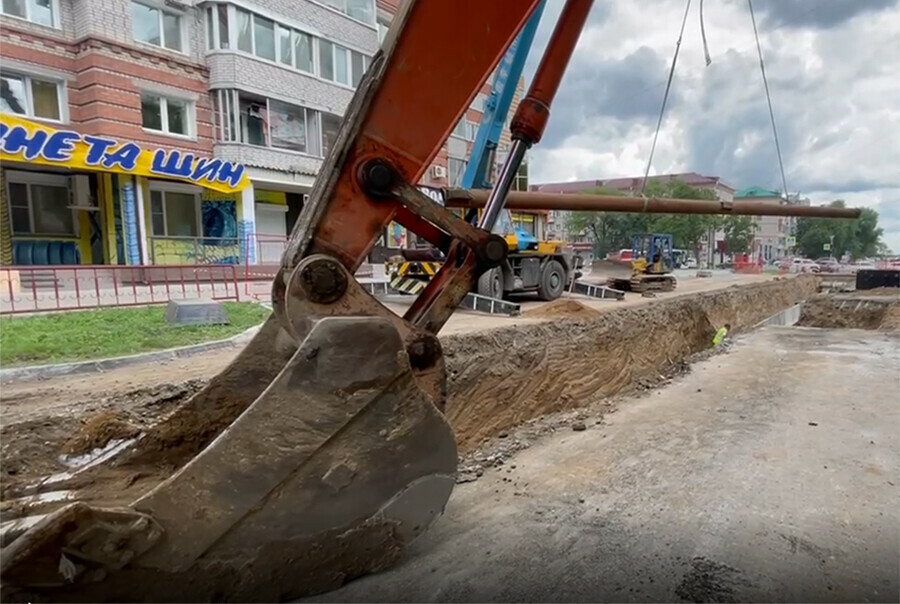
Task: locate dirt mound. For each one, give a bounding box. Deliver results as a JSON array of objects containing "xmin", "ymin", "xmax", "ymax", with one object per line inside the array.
[
  {"xmin": 0, "ymin": 379, "xmax": 205, "ymax": 498},
  {"xmin": 523, "ymin": 299, "xmax": 600, "ymax": 319},
  {"xmin": 61, "ymin": 411, "xmax": 140, "ymax": 456},
  {"xmin": 797, "ymin": 294, "xmax": 900, "ymax": 330}
]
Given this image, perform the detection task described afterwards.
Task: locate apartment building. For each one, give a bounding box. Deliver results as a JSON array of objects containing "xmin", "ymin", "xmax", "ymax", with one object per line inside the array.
[
  {"xmin": 1, "ymin": 0, "xmax": 379, "ymax": 267},
  {"xmin": 734, "ymin": 186, "xmax": 807, "ymax": 261}
]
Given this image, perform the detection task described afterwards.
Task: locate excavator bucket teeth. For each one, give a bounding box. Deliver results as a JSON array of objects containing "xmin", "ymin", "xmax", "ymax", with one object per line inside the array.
[{"xmin": 1, "ymin": 315, "xmax": 457, "ymax": 602}]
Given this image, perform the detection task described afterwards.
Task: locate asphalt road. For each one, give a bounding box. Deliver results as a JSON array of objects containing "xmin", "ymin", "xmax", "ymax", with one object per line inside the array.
[{"xmin": 308, "ymin": 325, "xmax": 900, "ymax": 603}]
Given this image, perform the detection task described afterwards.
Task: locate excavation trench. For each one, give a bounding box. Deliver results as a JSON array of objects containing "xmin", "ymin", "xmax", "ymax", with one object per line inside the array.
[
  {"xmin": 441, "ymin": 274, "xmax": 820, "ymax": 450},
  {"xmin": 797, "ymin": 291, "xmax": 900, "ymax": 330}
]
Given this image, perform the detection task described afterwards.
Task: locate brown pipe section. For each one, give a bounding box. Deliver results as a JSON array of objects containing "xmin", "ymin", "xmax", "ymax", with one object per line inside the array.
[
  {"xmin": 443, "ymin": 189, "xmax": 862, "ymax": 219},
  {"xmin": 510, "ymin": 0, "xmax": 594, "ymax": 144}
]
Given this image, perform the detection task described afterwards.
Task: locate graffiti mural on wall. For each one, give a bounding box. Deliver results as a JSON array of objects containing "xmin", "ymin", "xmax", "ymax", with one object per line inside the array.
[{"xmin": 186, "ymin": 199, "xmax": 241, "ymax": 264}]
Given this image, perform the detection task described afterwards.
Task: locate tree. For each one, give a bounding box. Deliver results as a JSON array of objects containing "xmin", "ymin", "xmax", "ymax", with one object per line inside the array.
[
  {"xmin": 723, "ymin": 215, "xmax": 756, "ymax": 255},
  {"xmin": 563, "ymin": 187, "xmax": 647, "ymax": 257},
  {"xmin": 563, "ymin": 179, "xmax": 731, "ymax": 258},
  {"xmin": 795, "ymin": 200, "xmax": 884, "ymax": 259}
]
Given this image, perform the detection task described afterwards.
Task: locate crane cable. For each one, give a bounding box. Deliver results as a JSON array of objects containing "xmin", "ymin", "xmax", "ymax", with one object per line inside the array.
[
  {"xmin": 640, "ymin": 0, "xmax": 693, "ymax": 195},
  {"xmin": 747, "ymin": 0, "xmax": 790, "ymax": 201},
  {"xmin": 642, "ymin": 0, "xmax": 792, "ymax": 203}
]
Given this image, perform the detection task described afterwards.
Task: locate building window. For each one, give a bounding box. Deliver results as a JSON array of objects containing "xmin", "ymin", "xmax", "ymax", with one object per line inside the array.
[
  {"xmin": 376, "ymin": 16, "xmax": 389, "ymax": 44},
  {"xmin": 132, "ymin": 1, "xmax": 183, "ymax": 52},
  {"xmin": 319, "ymin": 39, "xmax": 366, "ymax": 87},
  {"xmin": 471, "ymin": 93, "xmax": 487, "ymax": 112},
  {"xmin": 1, "ymin": 0, "xmax": 57, "ymax": 27},
  {"xmin": 450, "ymin": 118, "xmax": 476, "ymax": 141},
  {"xmin": 318, "ymin": 0, "xmax": 374, "ymax": 25},
  {"xmin": 6, "ymin": 172, "xmax": 75, "ymax": 237},
  {"xmin": 141, "ymin": 93, "xmax": 192, "ymax": 137},
  {"xmin": 0, "ymin": 72, "xmax": 63, "ymax": 121},
  {"xmin": 294, "ymin": 30, "xmax": 314, "ymax": 73},
  {"xmin": 204, "ymin": 3, "xmax": 370, "ymax": 87},
  {"xmin": 320, "ymin": 112, "xmax": 341, "ymax": 157},
  {"xmin": 513, "ymin": 158, "xmax": 529, "ymax": 192},
  {"xmin": 149, "ymin": 188, "xmax": 199, "ymax": 237},
  {"xmin": 448, "ymin": 158, "xmax": 466, "ymax": 187},
  {"xmin": 252, "ymin": 14, "xmax": 276, "ymax": 61},
  {"xmin": 212, "ymin": 89, "xmax": 339, "ymax": 158}
]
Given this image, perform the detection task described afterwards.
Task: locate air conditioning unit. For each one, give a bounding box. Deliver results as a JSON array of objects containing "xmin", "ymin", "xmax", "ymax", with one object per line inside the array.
[
  {"xmin": 66, "ymin": 174, "xmax": 98, "ymax": 211},
  {"xmin": 430, "ymin": 165, "xmax": 447, "ymax": 178}
]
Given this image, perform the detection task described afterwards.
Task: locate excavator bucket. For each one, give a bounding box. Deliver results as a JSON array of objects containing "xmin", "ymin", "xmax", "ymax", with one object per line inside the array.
[{"xmin": 0, "ymin": 0, "xmax": 547, "ymax": 601}]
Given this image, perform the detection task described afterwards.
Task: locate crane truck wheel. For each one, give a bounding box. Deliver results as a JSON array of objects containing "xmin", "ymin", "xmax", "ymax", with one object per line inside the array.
[
  {"xmin": 537, "ymin": 259, "xmax": 566, "ymax": 301},
  {"xmin": 477, "ymin": 267, "xmax": 503, "ymax": 299}
]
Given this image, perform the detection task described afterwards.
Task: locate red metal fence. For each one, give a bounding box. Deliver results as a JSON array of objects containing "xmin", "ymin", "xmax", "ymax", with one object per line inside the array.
[{"xmin": 0, "ymin": 264, "xmax": 240, "ymax": 315}]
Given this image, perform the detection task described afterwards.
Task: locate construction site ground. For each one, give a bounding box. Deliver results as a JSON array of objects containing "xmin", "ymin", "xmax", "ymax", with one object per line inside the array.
[
  {"xmin": 1, "ymin": 271, "xmax": 898, "ymax": 602},
  {"xmin": 309, "ymin": 324, "xmax": 900, "ymax": 603}
]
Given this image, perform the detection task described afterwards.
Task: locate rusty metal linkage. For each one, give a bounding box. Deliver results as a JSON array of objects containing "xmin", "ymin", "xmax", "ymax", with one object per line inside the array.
[{"xmin": 443, "ymin": 189, "xmax": 862, "ymax": 219}]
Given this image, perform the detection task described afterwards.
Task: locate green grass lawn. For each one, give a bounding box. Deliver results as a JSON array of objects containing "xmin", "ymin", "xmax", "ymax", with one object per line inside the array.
[{"xmin": 0, "ymin": 302, "xmax": 270, "ymax": 367}]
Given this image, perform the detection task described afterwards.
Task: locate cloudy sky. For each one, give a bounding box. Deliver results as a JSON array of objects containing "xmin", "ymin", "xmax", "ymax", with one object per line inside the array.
[{"xmin": 522, "ymin": 0, "xmax": 900, "ymax": 251}]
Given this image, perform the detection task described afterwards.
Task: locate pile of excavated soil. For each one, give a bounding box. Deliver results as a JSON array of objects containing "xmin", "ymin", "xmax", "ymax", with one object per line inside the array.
[
  {"xmin": 61, "ymin": 411, "xmax": 140, "ymax": 456},
  {"xmin": 0, "ymin": 380, "xmax": 204, "ymax": 498},
  {"xmin": 797, "ymin": 293, "xmax": 900, "ymax": 331},
  {"xmin": 442, "ymin": 275, "xmax": 819, "ymax": 450},
  {"xmin": 523, "ymin": 299, "xmax": 601, "ymax": 319}
]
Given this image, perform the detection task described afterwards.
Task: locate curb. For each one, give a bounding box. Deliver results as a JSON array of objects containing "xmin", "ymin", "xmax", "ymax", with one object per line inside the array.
[{"xmin": 0, "ymin": 324, "xmax": 262, "ymax": 384}]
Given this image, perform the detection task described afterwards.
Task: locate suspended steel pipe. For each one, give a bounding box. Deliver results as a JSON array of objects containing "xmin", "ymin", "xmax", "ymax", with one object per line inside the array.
[{"xmin": 443, "ymin": 188, "xmax": 862, "ymax": 219}]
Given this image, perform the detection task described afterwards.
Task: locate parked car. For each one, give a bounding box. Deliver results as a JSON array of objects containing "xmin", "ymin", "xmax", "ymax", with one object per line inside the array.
[
  {"xmin": 683, "ymin": 257, "xmax": 698, "ymax": 269},
  {"xmin": 777, "ymin": 257, "xmax": 794, "ymax": 271},
  {"xmin": 814, "ymin": 256, "xmax": 841, "ymax": 273},
  {"xmin": 790, "ymin": 258, "xmax": 820, "ymax": 273}
]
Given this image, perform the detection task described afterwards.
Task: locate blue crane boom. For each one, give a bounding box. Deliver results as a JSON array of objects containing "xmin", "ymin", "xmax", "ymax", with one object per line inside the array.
[{"xmin": 461, "ymin": 0, "xmax": 545, "ymax": 192}]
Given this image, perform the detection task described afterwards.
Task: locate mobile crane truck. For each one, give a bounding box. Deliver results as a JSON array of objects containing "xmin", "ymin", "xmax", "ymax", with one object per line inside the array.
[{"xmin": 0, "ymin": 1, "xmax": 864, "ymax": 602}]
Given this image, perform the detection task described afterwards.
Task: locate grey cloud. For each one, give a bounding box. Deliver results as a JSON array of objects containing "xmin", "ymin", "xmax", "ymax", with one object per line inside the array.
[
  {"xmin": 725, "ymin": 0, "xmax": 900, "ymax": 29},
  {"xmin": 538, "ymin": 45, "xmax": 677, "ymax": 148}
]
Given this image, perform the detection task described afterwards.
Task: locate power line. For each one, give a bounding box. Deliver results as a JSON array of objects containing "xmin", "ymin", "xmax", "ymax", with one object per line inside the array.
[
  {"xmin": 641, "ymin": 0, "xmax": 693, "ymax": 194},
  {"xmin": 748, "ymin": 0, "xmax": 790, "ymax": 200}
]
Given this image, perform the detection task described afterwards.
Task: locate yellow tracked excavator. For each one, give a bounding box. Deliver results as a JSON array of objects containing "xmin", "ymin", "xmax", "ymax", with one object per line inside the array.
[{"xmin": 0, "ymin": 1, "xmax": 865, "ymax": 602}]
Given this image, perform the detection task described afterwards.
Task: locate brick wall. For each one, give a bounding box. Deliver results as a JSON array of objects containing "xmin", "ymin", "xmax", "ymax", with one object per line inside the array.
[
  {"xmin": 1, "ymin": 17, "xmax": 213, "ymax": 156},
  {"xmin": 69, "ymin": 0, "xmax": 207, "ymax": 63}
]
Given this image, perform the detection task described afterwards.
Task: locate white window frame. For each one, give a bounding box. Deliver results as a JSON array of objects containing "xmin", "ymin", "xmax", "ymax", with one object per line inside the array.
[
  {"xmin": 5, "ymin": 170, "xmax": 77, "ymax": 237},
  {"xmin": 140, "ymin": 92, "xmax": 195, "ymax": 139},
  {"xmin": 203, "ymin": 3, "xmax": 377, "ymax": 89},
  {"xmin": 314, "ymin": 0, "xmax": 376, "ymax": 26},
  {"xmin": 213, "ymin": 89, "xmax": 343, "ymax": 161},
  {"xmin": 376, "ymin": 15, "xmax": 390, "ymax": 44},
  {"xmin": 148, "ymin": 182, "xmax": 202, "ymax": 238},
  {"xmin": 131, "ymin": 0, "xmax": 187, "ymax": 54},
  {"xmin": 0, "ymin": 71, "xmax": 67, "ymax": 123},
  {"xmin": 0, "ymin": 0, "xmax": 60, "ymax": 28}
]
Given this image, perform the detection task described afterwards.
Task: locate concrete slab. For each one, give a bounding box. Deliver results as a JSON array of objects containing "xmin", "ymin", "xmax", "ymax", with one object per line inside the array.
[{"xmin": 311, "ymin": 326, "xmax": 900, "ymax": 603}]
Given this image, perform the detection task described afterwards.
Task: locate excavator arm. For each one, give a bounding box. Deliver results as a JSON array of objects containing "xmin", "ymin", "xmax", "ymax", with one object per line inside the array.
[{"xmin": 0, "ymin": 1, "xmax": 593, "ymax": 601}]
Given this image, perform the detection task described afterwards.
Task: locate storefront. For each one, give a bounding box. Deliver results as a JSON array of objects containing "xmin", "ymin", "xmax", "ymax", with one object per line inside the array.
[{"xmin": 0, "ymin": 114, "xmax": 251, "ymax": 267}]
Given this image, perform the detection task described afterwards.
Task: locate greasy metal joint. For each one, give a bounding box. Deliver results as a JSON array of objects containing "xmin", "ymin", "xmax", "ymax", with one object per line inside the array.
[
  {"xmin": 406, "ymin": 333, "xmax": 443, "ymax": 370},
  {"xmin": 478, "ymin": 234, "xmax": 509, "ymax": 268},
  {"xmin": 299, "ymin": 258, "xmax": 348, "ymax": 304},
  {"xmin": 510, "ymin": 97, "xmax": 550, "ymax": 145},
  {"xmin": 358, "ymin": 158, "xmax": 399, "ymax": 199}
]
